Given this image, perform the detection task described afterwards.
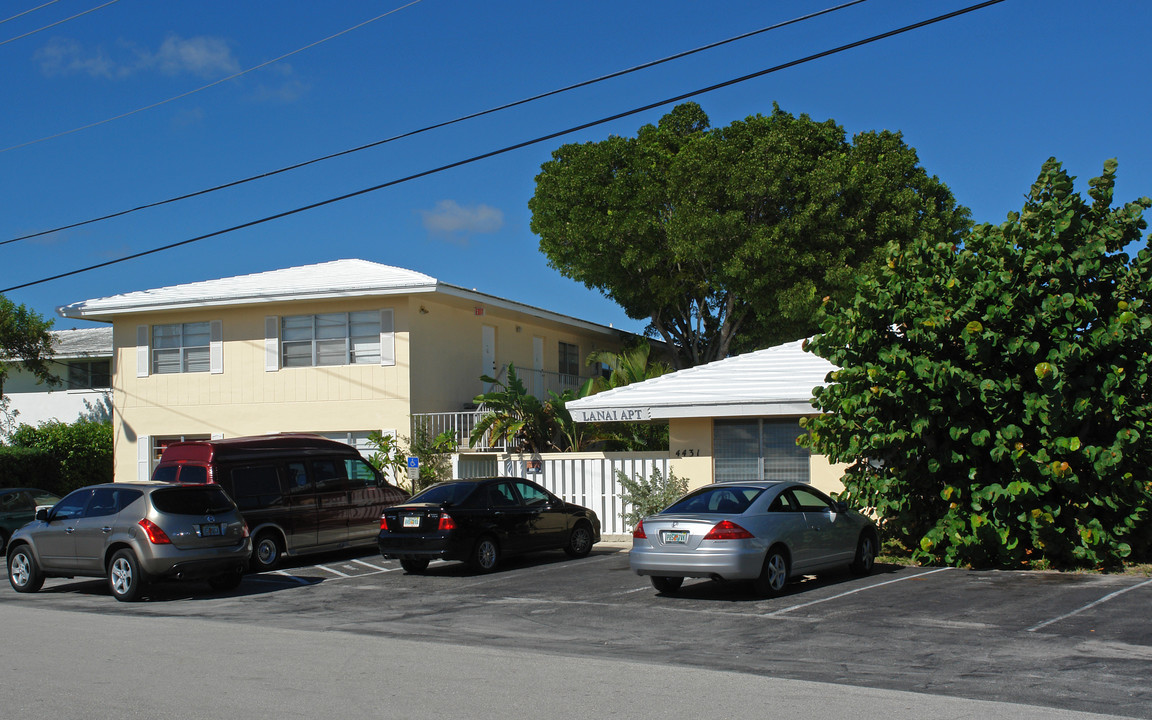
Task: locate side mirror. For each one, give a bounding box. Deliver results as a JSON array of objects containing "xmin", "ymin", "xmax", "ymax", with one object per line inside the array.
[
  {"xmin": 833, "ymin": 501, "xmax": 849, "ymax": 514},
  {"xmin": 35, "ymin": 507, "xmax": 51, "ymax": 521}
]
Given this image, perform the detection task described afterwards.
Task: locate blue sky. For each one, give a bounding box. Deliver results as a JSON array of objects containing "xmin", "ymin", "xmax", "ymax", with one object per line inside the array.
[{"xmin": 2, "ymin": 0, "xmax": 1150, "ymax": 336}]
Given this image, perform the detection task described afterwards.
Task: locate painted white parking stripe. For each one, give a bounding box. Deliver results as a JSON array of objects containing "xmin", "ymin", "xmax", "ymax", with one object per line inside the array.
[
  {"xmin": 352, "ymin": 559, "xmax": 388, "ymax": 571},
  {"xmin": 1027, "ymin": 577, "xmax": 1152, "ymax": 633},
  {"xmin": 272, "ymin": 570, "xmax": 312, "ymax": 585},
  {"xmin": 763, "ymin": 567, "xmax": 953, "ymax": 617},
  {"xmin": 316, "ymin": 564, "xmax": 350, "ymax": 577}
]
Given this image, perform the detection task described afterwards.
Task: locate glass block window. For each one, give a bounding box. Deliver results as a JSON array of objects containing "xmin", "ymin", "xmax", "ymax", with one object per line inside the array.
[
  {"xmin": 714, "ymin": 419, "xmax": 810, "ymax": 483},
  {"xmin": 153, "ymin": 323, "xmax": 210, "ymax": 374},
  {"xmin": 282, "ymin": 312, "xmax": 380, "ymax": 367}
]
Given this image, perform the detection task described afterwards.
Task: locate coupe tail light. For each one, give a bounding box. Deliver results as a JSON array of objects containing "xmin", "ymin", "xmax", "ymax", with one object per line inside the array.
[
  {"xmin": 632, "ymin": 520, "xmax": 647, "ymax": 539},
  {"xmin": 138, "ymin": 518, "xmax": 172, "ymax": 545},
  {"xmin": 438, "ymin": 513, "xmax": 457, "ymax": 531},
  {"xmin": 703, "ymin": 520, "xmax": 754, "ymax": 540}
]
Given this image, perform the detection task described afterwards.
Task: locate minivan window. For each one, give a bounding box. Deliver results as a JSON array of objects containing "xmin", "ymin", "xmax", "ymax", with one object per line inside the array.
[
  {"xmin": 286, "ymin": 462, "xmax": 310, "ymax": 491},
  {"xmin": 312, "ymin": 459, "xmax": 351, "ymax": 492},
  {"xmin": 231, "ymin": 465, "xmax": 284, "ymax": 510},
  {"xmin": 179, "ymin": 465, "xmax": 208, "ymax": 484},
  {"xmin": 345, "ymin": 458, "xmax": 378, "ymax": 487},
  {"xmin": 150, "ymin": 486, "xmax": 235, "ymax": 515}
]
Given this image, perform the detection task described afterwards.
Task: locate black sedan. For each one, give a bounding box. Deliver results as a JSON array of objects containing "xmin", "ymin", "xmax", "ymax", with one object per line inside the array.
[{"xmin": 378, "ymin": 477, "xmax": 601, "ymax": 573}]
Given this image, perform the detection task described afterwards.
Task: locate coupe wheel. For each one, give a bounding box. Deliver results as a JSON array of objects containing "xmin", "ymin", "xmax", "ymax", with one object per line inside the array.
[
  {"xmin": 563, "ymin": 523, "xmax": 593, "ymax": 558},
  {"xmin": 753, "ymin": 547, "xmax": 789, "ymax": 597},
  {"xmin": 8, "ymin": 546, "xmax": 44, "ymax": 593},
  {"xmin": 850, "ymin": 532, "xmax": 877, "ymax": 576},
  {"xmin": 251, "ymin": 531, "xmax": 284, "ymax": 572},
  {"xmin": 400, "ymin": 557, "xmax": 430, "ymax": 573},
  {"xmin": 470, "ymin": 536, "xmax": 500, "ymax": 572},
  {"xmin": 108, "ymin": 549, "xmax": 145, "ymax": 602},
  {"xmin": 650, "ymin": 576, "xmax": 683, "ymax": 594}
]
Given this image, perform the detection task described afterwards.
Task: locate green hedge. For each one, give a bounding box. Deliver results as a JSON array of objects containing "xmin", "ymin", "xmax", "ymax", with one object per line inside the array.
[
  {"xmin": 0, "ymin": 447, "xmax": 63, "ymax": 493},
  {"xmin": 6, "ymin": 420, "xmax": 113, "ymax": 495}
]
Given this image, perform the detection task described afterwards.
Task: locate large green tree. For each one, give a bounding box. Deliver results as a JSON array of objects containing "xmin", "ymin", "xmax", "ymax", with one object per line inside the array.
[
  {"xmin": 1, "ymin": 295, "xmax": 57, "ymax": 435},
  {"xmin": 803, "ymin": 159, "xmax": 1152, "ymax": 569},
  {"xmin": 530, "ymin": 102, "xmax": 969, "ymax": 368}
]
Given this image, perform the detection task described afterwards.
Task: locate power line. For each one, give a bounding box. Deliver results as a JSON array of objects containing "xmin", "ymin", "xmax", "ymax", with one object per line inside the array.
[
  {"xmin": 3, "ymin": 0, "xmax": 869, "ymax": 247},
  {"xmin": 0, "ymin": 0, "xmax": 425, "ymax": 153},
  {"xmin": 0, "ymin": 0, "xmax": 120, "ymax": 47},
  {"xmin": 2, "ymin": 0, "xmax": 1007, "ymax": 295},
  {"xmin": 1, "ymin": 1, "xmax": 60, "ymax": 26}
]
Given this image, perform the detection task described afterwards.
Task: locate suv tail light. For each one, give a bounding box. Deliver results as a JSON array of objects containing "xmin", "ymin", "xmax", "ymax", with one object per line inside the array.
[
  {"xmin": 632, "ymin": 520, "xmax": 647, "ymax": 539},
  {"xmin": 438, "ymin": 513, "xmax": 457, "ymax": 531},
  {"xmin": 138, "ymin": 518, "xmax": 172, "ymax": 544},
  {"xmin": 703, "ymin": 520, "xmax": 754, "ymax": 540},
  {"xmin": 242, "ymin": 522, "xmax": 250, "ymax": 538}
]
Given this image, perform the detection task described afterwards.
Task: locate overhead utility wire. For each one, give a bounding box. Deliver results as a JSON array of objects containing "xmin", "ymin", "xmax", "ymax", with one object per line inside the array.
[
  {"xmin": 0, "ymin": 0, "xmax": 425, "ymax": 153},
  {"xmin": 0, "ymin": 0, "xmax": 120, "ymax": 47},
  {"xmin": 3, "ymin": 0, "xmax": 868, "ymax": 247},
  {"xmin": 1, "ymin": 1, "xmax": 61, "ymax": 26},
  {"xmin": 2, "ymin": 0, "xmax": 1007, "ymax": 294}
]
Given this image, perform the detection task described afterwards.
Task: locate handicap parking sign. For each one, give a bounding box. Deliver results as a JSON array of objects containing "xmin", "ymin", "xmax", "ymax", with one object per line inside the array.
[{"xmin": 407, "ymin": 457, "xmax": 420, "ymax": 468}]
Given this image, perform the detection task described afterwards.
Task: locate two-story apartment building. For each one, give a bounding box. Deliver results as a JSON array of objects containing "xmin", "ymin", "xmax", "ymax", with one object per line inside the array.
[
  {"xmin": 58, "ymin": 259, "xmax": 631, "ymax": 482},
  {"xmin": 2, "ymin": 327, "xmax": 113, "ymax": 431}
]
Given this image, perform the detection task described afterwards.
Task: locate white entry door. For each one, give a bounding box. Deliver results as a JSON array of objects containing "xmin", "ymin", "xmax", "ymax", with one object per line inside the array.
[{"xmin": 481, "ymin": 325, "xmax": 496, "ymax": 393}]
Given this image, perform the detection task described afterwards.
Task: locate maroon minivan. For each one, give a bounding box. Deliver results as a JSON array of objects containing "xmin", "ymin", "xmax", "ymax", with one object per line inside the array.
[{"xmin": 152, "ymin": 434, "xmax": 408, "ymax": 571}]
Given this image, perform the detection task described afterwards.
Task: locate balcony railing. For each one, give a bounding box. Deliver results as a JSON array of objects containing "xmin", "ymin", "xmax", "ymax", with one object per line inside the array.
[{"xmin": 412, "ymin": 365, "xmax": 599, "ymax": 452}]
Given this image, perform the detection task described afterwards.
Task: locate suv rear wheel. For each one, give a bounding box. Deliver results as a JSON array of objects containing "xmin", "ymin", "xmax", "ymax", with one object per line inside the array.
[{"xmin": 108, "ymin": 549, "xmax": 146, "ymax": 602}]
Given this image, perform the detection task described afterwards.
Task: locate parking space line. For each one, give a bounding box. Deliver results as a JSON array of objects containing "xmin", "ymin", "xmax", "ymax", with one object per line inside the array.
[
  {"xmin": 272, "ymin": 570, "xmax": 313, "ymax": 585},
  {"xmin": 315, "ymin": 564, "xmax": 351, "ymax": 577},
  {"xmin": 1027, "ymin": 577, "xmax": 1152, "ymax": 633},
  {"xmin": 352, "ymin": 559, "xmax": 388, "ymax": 571},
  {"xmin": 763, "ymin": 567, "xmax": 953, "ymax": 617}
]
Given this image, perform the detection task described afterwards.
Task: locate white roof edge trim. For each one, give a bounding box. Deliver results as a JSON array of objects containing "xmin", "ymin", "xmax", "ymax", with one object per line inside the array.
[
  {"xmin": 435, "ymin": 283, "xmax": 625, "ymax": 337},
  {"xmin": 571, "ymin": 400, "xmax": 820, "ymax": 422},
  {"xmin": 57, "ymin": 285, "xmax": 438, "ymax": 319}
]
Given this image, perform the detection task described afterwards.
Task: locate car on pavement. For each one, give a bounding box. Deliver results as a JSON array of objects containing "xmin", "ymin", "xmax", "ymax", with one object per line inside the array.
[
  {"xmin": 1, "ymin": 488, "xmax": 60, "ymax": 553},
  {"xmin": 630, "ymin": 480, "xmax": 878, "ymax": 596},
  {"xmin": 6, "ymin": 481, "xmax": 250, "ymax": 601},
  {"xmin": 378, "ymin": 477, "xmax": 601, "ymax": 573}
]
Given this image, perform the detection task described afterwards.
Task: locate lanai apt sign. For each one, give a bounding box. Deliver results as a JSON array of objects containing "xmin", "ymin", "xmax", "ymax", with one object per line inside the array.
[{"xmin": 571, "ymin": 408, "xmax": 648, "ymax": 423}]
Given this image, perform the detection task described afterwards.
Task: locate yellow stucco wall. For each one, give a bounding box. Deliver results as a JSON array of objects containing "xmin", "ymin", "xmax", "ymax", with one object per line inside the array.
[{"xmin": 109, "ymin": 295, "xmax": 625, "ymax": 482}]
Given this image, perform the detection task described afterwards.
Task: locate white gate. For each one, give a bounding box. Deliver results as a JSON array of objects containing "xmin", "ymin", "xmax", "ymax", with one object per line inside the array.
[{"xmin": 455, "ymin": 452, "xmax": 669, "ymax": 536}]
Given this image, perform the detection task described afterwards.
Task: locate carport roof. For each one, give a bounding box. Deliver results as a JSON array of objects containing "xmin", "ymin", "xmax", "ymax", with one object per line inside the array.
[
  {"xmin": 565, "ymin": 338, "xmax": 835, "ymax": 422},
  {"xmin": 56, "ymin": 259, "xmax": 622, "ymax": 336}
]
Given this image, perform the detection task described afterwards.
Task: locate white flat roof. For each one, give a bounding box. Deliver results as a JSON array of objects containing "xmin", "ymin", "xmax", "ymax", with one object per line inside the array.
[
  {"xmin": 565, "ymin": 339, "xmax": 835, "ymax": 421},
  {"xmin": 56, "ymin": 259, "xmax": 622, "ymax": 336}
]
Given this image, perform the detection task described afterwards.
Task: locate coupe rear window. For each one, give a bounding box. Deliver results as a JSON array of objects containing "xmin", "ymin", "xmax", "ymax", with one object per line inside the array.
[
  {"xmin": 409, "ymin": 482, "xmax": 476, "ymax": 507},
  {"xmin": 150, "ymin": 486, "xmax": 235, "ymax": 515},
  {"xmin": 662, "ymin": 486, "xmax": 765, "ymax": 514}
]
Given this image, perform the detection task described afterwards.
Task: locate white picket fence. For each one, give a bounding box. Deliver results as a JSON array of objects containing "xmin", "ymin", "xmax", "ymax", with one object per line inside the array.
[{"xmin": 454, "ymin": 451, "xmax": 670, "ymax": 536}]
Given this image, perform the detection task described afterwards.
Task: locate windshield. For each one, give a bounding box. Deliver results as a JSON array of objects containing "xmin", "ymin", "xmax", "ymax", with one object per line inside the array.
[
  {"xmin": 662, "ymin": 486, "xmax": 766, "ymax": 515},
  {"xmin": 409, "ymin": 482, "xmax": 476, "ymax": 507}
]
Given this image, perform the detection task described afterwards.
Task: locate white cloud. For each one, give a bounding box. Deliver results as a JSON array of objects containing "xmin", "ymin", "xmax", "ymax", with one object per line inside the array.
[
  {"xmin": 36, "ymin": 34, "xmax": 239, "ymax": 80},
  {"xmin": 419, "ymin": 201, "xmax": 504, "ymax": 242}
]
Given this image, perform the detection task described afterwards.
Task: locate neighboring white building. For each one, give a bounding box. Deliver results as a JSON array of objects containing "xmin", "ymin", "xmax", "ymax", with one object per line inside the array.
[
  {"xmin": 565, "ymin": 339, "xmax": 847, "ymax": 495},
  {"xmin": 3, "ymin": 327, "xmax": 113, "ymax": 430}
]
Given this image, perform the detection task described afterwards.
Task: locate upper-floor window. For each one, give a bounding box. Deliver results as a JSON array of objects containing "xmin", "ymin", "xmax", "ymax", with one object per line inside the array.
[
  {"xmin": 67, "ymin": 359, "xmax": 111, "ymax": 389},
  {"xmin": 559, "ymin": 341, "xmax": 580, "ymax": 378},
  {"xmin": 153, "ymin": 323, "xmax": 210, "ymax": 374},
  {"xmin": 281, "ymin": 312, "xmax": 380, "ymax": 368}
]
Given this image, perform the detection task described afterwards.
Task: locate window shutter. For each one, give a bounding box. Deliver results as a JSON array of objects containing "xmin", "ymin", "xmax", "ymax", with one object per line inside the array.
[
  {"xmin": 380, "ymin": 309, "xmax": 395, "ymax": 366},
  {"xmin": 211, "ymin": 432, "xmax": 224, "ymax": 440},
  {"xmin": 136, "ymin": 325, "xmax": 150, "ymax": 378},
  {"xmin": 210, "ymin": 320, "xmax": 223, "ymax": 374},
  {"xmin": 137, "ymin": 436, "xmax": 151, "ymax": 482},
  {"xmin": 265, "ymin": 316, "xmax": 279, "ymax": 372}
]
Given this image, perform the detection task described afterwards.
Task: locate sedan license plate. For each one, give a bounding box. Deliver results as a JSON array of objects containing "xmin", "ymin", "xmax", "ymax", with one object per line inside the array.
[
  {"xmin": 199, "ymin": 523, "xmax": 222, "ymax": 537},
  {"xmin": 402, "ymin": 515, "xmax": 421, "ymax": 528},
  {"xmin": 661, "ymin": 530, "xmax": 689, "ymax": 544}
]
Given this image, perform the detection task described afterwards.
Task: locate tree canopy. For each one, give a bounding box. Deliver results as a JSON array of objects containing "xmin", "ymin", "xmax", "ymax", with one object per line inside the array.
[
  {"xmin": 530, "ymin": 102, "xmax": 970, "ymax": 368},
  {"xmin": 0, "ymin": 295, "xmax": 56, "ymax": 434},
  {"xmin": 803, "ymin": 158, "xmax": 1152, "ymax": 569}
]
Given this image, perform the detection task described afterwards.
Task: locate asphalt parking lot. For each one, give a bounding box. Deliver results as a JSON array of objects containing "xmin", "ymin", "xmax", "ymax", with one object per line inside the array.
[{"xmin": 5, "ymin": 542, "xmax": 1151, "ymax": 718}]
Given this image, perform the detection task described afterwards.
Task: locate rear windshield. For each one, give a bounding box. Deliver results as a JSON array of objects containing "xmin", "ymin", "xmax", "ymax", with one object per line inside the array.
[
  {"xmin": 409, "ymin": 482, "xmax": 476, "ymax": 507},
  {"xmin": 662, "ymin": 486, "xmax": 765, "ymax": 515},
  {"xmin": 151, "ymin": 466, "xmax": 178, "ymax": 483},
  {"xmin": 150, "ymin": 486, "xmax": 235, "ymax": 515}
]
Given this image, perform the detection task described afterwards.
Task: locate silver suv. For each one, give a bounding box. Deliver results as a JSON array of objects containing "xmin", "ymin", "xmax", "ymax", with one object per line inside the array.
[{"xmin": 6, "ymin": 482, "xmax": 250, "ymax": 602}]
